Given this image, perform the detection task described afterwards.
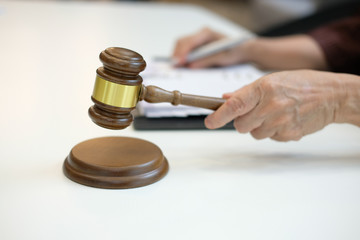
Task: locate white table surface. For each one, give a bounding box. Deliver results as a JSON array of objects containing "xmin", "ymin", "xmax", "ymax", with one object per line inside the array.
[{"xmin": 0, "ymin": 1, "xmax": 360, "ymax": 240}]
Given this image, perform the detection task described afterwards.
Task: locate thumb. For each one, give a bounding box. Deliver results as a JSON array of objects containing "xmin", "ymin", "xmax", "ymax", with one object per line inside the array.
[{"xmin": 205, "ymin": 84, "xmax": 261, "ymax": 129}]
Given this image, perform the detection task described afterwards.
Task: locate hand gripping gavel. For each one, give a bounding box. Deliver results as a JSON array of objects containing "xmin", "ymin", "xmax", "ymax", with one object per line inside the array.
[{"xmin": 88, "ymin": 47, "xmax": 226, "ymax": 129}]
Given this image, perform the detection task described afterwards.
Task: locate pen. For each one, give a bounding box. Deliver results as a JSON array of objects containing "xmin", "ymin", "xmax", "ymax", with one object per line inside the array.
[
  {"xmin": 152, "ymin": 36, "xmax": 253, "ymax": 65},
  {"xmin": 185, "ymin": 36, "xmax": 253, "ymax": 64}
]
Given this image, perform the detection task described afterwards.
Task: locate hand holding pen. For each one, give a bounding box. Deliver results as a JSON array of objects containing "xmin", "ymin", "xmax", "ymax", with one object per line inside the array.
[
  {"xmin": 172, "ymin": 27, "xmax": 254, "ymax": 68},
  {"xmin": 172, "ymin": 27, "xmax": 327, "ymax": 71}
]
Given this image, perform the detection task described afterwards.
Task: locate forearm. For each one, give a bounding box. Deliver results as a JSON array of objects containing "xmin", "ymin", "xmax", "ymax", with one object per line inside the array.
[
  {"xmin": 242, "ymin": 35, "xmax": 328, "ymax": 71},
  {"xmin": 333, "ymin": 73, "xmax": 360, "ymax": 126}
]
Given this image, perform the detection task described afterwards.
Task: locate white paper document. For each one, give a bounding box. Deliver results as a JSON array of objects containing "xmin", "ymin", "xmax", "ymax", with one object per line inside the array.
[{"xmin": 138, "ymin": 61, "xmax": 266, "ymax": 117}]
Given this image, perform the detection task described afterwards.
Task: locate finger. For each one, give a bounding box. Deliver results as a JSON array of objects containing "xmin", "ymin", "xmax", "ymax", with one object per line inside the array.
[
  {"xmin": 191, "ymin": 27, "xmax": 224, "ymax": 48},
  {"xmin": 271, "ymin": 127, "xmax": 303, "ymax": 142},
  {"xmin": 233, "ymin": 110, "xmax": 264, "ymax": 134},
  {"xmin": 188, "ymin": 48, "xmax": 243, "ymax": 69},
  {"xmin": 232, "ymin": 101, "xmax": 274, "ymax": 133},
  {"xmin": 205, "ymin": 84, "xmax": 261, "ymax": 129},
  {"xmin": 172, "ymin": 28, "xmax": 224, "ymax": 66},
  {"xmin": 249, "ymin": 123, "xmax": 277, "ymax": 140},
  {"xmin": 188, "ymin": 52, "xmax": 228, "ymax": 68},
  {"xmin": 172, "ymin": 37, "xmax": 194, "ymax": 66},
  {"xmin": 233, "ymin": 114, "xmax": 264, "ymax": 134}
]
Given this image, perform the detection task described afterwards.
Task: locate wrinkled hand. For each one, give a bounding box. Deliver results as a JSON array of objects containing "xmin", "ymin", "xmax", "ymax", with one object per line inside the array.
[
  {"xmin": 172, "ymin": 27, "xmax": 250, "ymax": 68},
  {"xmin": 205, "ymin": 70, "xmax": 349, "ymax": 141}
]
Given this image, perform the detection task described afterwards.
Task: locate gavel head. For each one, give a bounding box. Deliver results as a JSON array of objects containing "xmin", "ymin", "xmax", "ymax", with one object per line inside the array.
[{"xmin": 88, "ymin": 47, "xmax": 146, "ymax": 129}]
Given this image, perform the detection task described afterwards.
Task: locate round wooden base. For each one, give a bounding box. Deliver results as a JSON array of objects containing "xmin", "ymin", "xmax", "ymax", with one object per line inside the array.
[{"xmin": 63, "ymin": 136, "xmax": 169, "ymax": 189}]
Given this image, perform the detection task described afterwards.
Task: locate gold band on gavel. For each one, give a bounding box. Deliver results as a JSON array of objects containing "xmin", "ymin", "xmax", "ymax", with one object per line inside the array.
[{"xmin": 92, "ymin": 76, "xmax": 141, "ymax": 108}]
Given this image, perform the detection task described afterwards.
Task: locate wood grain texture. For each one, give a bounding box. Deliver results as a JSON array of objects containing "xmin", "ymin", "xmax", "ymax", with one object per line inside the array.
[
  {"xmin": 141, "ymin": 85, "xmax": 225, "ymax": 110},
  {"xmin": 63, "ymin": 137, "xmax": 169, "ymax": 189}
]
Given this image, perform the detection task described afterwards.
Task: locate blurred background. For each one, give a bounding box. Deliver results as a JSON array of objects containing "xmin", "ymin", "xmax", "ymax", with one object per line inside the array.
[
  {"xmin": 33, "ymin": 0, "xmax": 359, "ymax": 33},
  {"xmin": 155, "ymin": 0, "xmax": 358, "ymax": 32}
]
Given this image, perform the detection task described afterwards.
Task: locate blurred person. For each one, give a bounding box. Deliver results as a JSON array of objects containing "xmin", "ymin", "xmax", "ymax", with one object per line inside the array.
[{"xmin": 251, "ymin": 0, "xmax": 357, "ymax": 32}]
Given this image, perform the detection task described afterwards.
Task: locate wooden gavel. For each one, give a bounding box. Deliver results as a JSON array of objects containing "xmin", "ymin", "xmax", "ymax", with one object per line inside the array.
[{"xmin": 88, "ymin": 47, "xmax": 225, "ymax": 129}]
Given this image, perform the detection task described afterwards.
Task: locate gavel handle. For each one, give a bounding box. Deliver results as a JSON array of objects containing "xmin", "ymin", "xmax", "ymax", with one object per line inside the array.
[{"xmin": 140, "ymin": 85, "xmax": 225, "ymax": 110}]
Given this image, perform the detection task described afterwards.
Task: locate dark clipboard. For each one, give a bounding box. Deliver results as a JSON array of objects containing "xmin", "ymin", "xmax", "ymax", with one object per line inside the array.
[{"xmin": 133, "ymin": 115, "xmax": 234, "ymax": 130}]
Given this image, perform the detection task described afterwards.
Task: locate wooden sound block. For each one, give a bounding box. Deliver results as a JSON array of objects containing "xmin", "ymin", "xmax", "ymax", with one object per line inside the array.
[{"xmin": 63, "ymin": 136, "xmax": 169, "ymax": 189}]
